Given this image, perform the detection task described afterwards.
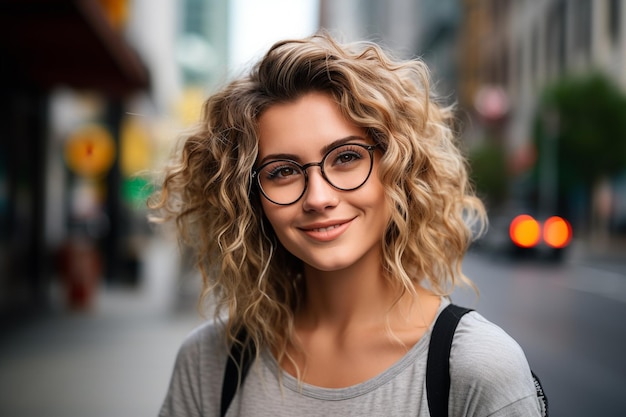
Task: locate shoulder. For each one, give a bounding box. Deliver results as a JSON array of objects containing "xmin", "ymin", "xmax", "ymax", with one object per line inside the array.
[
  {"xmin": 451, "ymin": 311, "xmax": 529, "ymax": 370},
  {"xmin": 158, "ymin": 320, "xmax": 228, "ymax": 417},
  {"xmin": 448, "ymin": 311, "xmax": 541, "ymax": 415},
  {"xmin": 177, "ymin": 320, "xmax": 227, "ymax": 358},
  {"xmin": 171, "ymin": 320, "xmax": 229, "ymax": 380}
]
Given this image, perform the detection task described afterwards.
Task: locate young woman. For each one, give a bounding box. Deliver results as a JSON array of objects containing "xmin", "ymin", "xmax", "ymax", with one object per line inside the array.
[{"xmin": 151, "ymin": 33, "xmax": 543, "ymax": 416}]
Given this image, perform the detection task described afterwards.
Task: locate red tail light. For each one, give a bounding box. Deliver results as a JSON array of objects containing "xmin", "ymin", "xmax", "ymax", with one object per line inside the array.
[
  {"xmin": 509, "ymin": 214, "xmax": 541, "ymax": 248},
  {"xmin": 543, "ymin": 216, "xmax": 573, "ymax": 248}
]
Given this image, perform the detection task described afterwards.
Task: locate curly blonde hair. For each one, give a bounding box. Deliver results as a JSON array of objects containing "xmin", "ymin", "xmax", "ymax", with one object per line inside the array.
[{"xmin": 149, "ymin": 32, "xmax": 486, "ymax": 362}]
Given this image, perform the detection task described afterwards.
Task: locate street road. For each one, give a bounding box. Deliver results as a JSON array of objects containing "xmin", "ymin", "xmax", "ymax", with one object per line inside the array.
[{"xmin": 454, "ymin": 251, "xmax": 626, "ymax": 417}]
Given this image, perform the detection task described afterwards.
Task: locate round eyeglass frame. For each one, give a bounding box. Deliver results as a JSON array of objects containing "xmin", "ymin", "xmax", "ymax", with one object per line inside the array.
[{"xmin": 252, "ymin": 143, "xmax": 378, "ymax": 206}]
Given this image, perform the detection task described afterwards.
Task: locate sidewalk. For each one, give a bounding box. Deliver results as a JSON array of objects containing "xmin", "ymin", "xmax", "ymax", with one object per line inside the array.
[
  {"xmin": 0, "ymin": 289, "xmax": 203, "ymax": 417},
  {"xmin": 0, "ymin": 238, "xmax": 204, "ymax": 417}
]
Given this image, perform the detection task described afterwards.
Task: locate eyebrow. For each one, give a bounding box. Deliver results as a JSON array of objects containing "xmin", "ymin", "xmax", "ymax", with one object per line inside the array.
[{"xmin": 258, "ymin": 135, "xmax": 368, "ymax": 165}]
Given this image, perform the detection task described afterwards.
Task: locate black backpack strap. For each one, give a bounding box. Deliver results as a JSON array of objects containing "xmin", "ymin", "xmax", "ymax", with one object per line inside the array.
[
  {"xmin": 220, "ymin": 328, "xmax": 256, "ymax": 417},
  {"xmin": 532, "ymin": 370, "xmax": 549, "ymax": 416},
  {"xmin": 426, "ymin": 304, "xmax": 549, "ymax": 417},
  {"xmin": 426, "ymin": 303, "xmax": 473, "ymax": 417}
]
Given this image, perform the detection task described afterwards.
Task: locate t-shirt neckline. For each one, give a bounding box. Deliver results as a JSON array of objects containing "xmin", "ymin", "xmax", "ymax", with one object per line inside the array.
[{"xmin": 260, "ymin": 297, "xmax": 449, "ymax": 400}]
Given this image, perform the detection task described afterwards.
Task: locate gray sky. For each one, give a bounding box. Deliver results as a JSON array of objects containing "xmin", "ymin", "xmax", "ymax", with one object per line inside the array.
[{"xmin": 229, "ymin": 0, "xmax": 319, "ymax": 72}]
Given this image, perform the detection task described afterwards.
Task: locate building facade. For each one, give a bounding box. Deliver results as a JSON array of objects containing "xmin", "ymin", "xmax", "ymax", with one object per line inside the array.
[
  {"xmin": 459, "ymin": 0, "xmax": 625, "ymax": 150},
  {"xmin": 458, "ymin": 0, "xmax": 626, "ymax": 235}
]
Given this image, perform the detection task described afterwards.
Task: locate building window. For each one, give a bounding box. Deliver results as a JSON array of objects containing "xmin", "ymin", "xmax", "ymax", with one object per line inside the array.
[
  {"xmin": 531, "ymin": 26, "xmax": 539, "ymax": 84},
  {"xmin": 516, "ymin": 40, "xmax": 523, "ymax": 92},
  {"xmin": 547, "ymin": 0, "xmax": 567, "ymax": 75},
  {"xmin": 609, "ymin": 0, "xmax": 621, "ymax": 45},
  {"xmin": 573, "ymin": 0, "xmax": 592, "ymax": 61}
]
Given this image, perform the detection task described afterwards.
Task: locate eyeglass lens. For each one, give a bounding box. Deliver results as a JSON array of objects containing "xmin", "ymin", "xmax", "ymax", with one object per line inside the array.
[{"xmin": 256, "ymin": 143, "xmax": 374, "ymax": 205}]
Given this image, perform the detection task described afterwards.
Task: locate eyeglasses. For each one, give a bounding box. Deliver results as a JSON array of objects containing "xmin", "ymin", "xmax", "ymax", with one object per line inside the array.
[{"xmin": 252, "ymin": 143, "xmax": 378, "ymax": 206}]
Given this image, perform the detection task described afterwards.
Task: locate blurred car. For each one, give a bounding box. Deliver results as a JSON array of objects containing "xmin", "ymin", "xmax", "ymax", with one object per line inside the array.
[{"xmin": 476, "ymin": 208, "xmax": 573, "ymax": 262}]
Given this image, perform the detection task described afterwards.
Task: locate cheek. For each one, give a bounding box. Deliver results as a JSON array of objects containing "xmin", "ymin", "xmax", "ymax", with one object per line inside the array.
[
  {"xmin": 367, "ymin": 173, "xmax": 388, "ymax": 207},
  {"xmin": 368, "ymin": 179, "xmax": 392, "ymax": 227},
  {"xmin": 260, "ymin": 200, "xmax": 289, "ymax": 237}
]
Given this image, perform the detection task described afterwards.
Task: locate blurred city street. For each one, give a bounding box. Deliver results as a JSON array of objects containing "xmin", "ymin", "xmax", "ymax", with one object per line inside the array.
[
  {"xmin": 1, "ymin": 1, "xmax": 626, "ymax": 416},
  {"xmin": 456, "ymin": 241, "xmax": 626, "ymax": 417},
  {"xmin": 0, "ymin": 237, "xmax": 203, "ymax": 417}
]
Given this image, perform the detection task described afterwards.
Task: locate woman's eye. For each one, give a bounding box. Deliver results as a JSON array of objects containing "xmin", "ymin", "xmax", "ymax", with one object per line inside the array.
[
  {"xmin": 334, "ymin": 151, "xmax": 362, "ymax": 165},
  {"xmin": 340, "ymin": 153, "xmax": 358, "ymax": 162},
  {"xmin": 266, "ymin": 165, "xmax": 300, "ymax": 179}
]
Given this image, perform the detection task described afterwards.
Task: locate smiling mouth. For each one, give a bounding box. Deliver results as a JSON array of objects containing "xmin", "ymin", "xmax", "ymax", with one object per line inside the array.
[
  {"xmin": 309, "ymin": 224, "xmax": 343, "ymax": 233},
  {"xmin": 299, "ymin": 219, "xmax": 354, "ymax": 242}
]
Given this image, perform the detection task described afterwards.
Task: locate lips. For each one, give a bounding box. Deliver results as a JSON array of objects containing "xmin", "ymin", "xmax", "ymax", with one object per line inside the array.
[{"xmin": 299, "ymin": 218, "xmax": 354, "ymax": 241}]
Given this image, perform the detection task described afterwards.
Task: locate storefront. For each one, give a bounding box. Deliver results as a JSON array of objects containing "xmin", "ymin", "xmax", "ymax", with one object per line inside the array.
[{"xmin": 0, "ymin": 0, "xmax": 149, "ymax": 313}]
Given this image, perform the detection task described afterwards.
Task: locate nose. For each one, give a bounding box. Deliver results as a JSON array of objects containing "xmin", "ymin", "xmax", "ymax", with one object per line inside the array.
[{"xmin": 301, "ymin": 166, "xmax": 338, "ymax": 211}]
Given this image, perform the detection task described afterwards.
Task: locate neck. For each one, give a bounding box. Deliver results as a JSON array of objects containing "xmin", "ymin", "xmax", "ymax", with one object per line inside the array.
[
  {"xmin": 284, "ymin": 259, "xmax": 441, "ymax": 387},
  {"xmin": 298, "ymin": 258, "xmax": 430, "ymax": 333}
]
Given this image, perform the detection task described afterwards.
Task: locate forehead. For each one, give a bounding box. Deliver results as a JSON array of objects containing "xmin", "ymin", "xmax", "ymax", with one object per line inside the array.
[{"xmin": 257, "ymin": 92, "xmax": 366, "ymax": 158}]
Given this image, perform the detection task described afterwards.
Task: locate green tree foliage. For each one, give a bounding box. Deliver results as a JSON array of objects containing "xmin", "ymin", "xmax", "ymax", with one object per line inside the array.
[
  {"xmin": 535, "ymin": 73, "xmax": 626, "ymax": 190},
  {"xmin": 468, "ymin": 142, "xmax": 508, "ymax": 207}
]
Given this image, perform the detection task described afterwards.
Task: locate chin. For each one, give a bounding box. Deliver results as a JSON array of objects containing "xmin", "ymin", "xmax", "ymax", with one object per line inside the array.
[
  {"xmin": 302, "ymin": 254, "xmax": 360, "ymax": 273},
  {"xmin": 308, "ymin": 263, "xmax": 350, "ymax": 272}
]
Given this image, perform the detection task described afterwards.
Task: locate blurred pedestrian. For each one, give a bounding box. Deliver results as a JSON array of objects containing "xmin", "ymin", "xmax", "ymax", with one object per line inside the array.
[{"xmin": 150, "ymin": 32, "xmax": 543, "ymax": 416}]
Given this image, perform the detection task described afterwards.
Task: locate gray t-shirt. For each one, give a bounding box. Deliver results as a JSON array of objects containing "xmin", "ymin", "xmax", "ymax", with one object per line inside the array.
[{"xmin": 159, "ymin": 299, "xmax": 542, "ymax": 416}]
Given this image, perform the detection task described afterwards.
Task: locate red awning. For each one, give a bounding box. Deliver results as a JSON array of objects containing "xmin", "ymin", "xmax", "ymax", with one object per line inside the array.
[{"xmin": 0, "ymin": 0, "xmax": 149, "ymax": 96}]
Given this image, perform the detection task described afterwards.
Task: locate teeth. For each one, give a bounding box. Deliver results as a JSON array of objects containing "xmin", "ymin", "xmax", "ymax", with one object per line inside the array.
[{"xmin": 313, "ymin": 225, "xmax": 340, "ymax": 233}]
